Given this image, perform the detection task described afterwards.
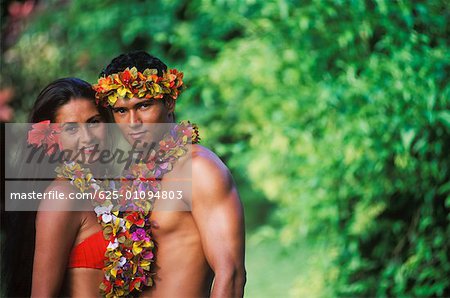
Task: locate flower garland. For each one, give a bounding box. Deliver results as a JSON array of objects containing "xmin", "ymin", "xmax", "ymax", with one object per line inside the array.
[
  {"xmin": 93, "ymin": 67, "xmax": 184, "ymax": 107},
  {"xmin": 55, "ymin": 120, "xmax": 200, "ymax": 297}
]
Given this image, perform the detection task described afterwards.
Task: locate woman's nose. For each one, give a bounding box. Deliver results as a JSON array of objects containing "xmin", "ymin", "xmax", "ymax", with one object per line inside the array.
[{"xmin": 79, "ymin": 125, "xmax": 95, "ymax": 144}]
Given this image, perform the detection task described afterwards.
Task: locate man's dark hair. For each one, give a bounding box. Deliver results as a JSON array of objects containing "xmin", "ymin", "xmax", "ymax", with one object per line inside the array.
[{"xmin": 100, "ymin": 51, "xmax": 168, "ymax": 77}]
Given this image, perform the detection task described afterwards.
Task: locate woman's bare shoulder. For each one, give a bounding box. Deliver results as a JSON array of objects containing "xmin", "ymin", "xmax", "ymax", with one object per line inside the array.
[{"xmin": 36, "ymin": 179, "xmax": 83, "ymax": 215}]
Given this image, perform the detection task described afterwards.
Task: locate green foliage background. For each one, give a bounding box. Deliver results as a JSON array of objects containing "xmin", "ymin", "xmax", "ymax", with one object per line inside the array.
[{"xmin": 1, "ymin": 0, "xmax": 449, "ymax": 296}]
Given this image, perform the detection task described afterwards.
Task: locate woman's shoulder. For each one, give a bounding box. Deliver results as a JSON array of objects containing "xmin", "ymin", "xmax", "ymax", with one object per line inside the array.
[
  {"xmin": 45, "ymin": 179, "xmax": 77, "ymax": 193},
  {"xmin": 37, "ymin": 179, "xmax": 82, "ymax": 213}
]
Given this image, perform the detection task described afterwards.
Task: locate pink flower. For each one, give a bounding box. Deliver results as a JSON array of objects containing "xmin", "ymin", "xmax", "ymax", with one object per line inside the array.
[
  {"xmin": 131, "ymin": 228, "xmax": 149, "ymax": 242},
  {"xmin": 27, "ymin": 120, "xmax": 61, "ymax": 155},
  {"xmin": 141, "ymin": 250, "xmax": 154, "ymax": 260},
  {"xmin": 159, "ymin": 137, "xmax": 177, "ymax": 152}
]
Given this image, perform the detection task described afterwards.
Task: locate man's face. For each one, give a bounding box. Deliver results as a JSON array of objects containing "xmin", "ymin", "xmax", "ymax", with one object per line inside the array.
[{"xmin": 111, "ymin": 97, "xmax": 173, "ymax": 147}]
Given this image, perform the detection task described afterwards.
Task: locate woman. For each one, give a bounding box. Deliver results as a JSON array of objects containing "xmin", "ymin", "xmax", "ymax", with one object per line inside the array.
[{"xmin": 28, "ymin": 78, "xmax": 111, "ymax": 296}]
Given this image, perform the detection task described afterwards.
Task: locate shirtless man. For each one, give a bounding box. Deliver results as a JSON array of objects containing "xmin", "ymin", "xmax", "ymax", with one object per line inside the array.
[{"xmin": 95, "ymin": 51, "xmax": 246, "ymax": 297}]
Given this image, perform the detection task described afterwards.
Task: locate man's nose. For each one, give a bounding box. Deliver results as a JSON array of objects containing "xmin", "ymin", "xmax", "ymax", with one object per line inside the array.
[{"xmin": 129, "ymin": 111, "xmax": 142, "ymax": 128}]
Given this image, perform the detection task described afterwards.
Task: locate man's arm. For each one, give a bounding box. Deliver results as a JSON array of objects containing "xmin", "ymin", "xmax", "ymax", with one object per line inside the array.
[{"xmin": 191, "ymin": 146, "xmax": 246, "ymax": 297}]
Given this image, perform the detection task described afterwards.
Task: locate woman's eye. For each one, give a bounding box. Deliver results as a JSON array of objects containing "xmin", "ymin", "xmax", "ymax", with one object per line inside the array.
[
  {"xmin": 87, "ymin": 122, "xmax": 99, "ymax": 128},
  {"xmin": 87, "ymin": 118, "xmax": 102, "ymax": 128},
  {"xmin": 64, "ymin": 126, "xmax": 78, "ymax": 134}
]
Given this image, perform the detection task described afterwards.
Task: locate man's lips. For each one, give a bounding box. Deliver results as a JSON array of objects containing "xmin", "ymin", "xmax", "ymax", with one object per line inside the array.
[{"xmin": 129, "ymin": 131, "xmax": 147, "ymax": 140}]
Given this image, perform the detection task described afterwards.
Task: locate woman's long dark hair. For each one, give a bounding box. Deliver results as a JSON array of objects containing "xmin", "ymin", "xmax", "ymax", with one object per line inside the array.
[
  {"xmin": 1, "ymin": 78, "xmax": 110, "ymax": 297},
  {"xmin": 29, "ymin": 77, "xmax": 110, "ymax": 122}
]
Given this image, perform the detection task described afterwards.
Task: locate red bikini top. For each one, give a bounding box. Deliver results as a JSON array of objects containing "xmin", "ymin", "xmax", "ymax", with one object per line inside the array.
[{"xmin": 67, "ymin": 230, "xmax": 109, "ymax": 269}]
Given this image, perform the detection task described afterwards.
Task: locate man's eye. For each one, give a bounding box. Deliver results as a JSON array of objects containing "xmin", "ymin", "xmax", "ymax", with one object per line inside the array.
[
  {"xmin": 139, "ymin": 103, "xmax": 152, "ymax": 110},
  {"xmin": 114, "ymin": 108, "xmax": 127, "ymax": 114}
]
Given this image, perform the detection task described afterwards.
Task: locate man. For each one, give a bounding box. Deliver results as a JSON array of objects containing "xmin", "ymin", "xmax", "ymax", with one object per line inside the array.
[{"xmin": 95, "ymin": 51, "xmax": 246, "ymax": 297}]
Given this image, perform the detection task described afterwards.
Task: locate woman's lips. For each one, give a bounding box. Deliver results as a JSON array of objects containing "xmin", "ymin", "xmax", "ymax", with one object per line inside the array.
[
  {"xmin": 80, "ymin": 145, "xmax": 96, "ymax": 154},
  {"xmin": 129, "ymin": 131, "xmax": 147, "ymax": 140}
]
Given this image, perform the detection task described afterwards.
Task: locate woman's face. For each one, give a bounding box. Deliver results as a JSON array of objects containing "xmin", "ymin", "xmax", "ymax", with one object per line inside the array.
[{"xmin": 55, "ymin": 98, "xmax": 106, "ymax": 164}]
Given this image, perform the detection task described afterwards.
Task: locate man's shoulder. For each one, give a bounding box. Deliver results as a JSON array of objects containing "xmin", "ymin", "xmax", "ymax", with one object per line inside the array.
[
  {"xmin": 191, "ymin": 144, "xmax": 230, "ymax": 178},
  {"xmin": 189, "ymin": 144, "xmax": 235, "ymax": 200}
]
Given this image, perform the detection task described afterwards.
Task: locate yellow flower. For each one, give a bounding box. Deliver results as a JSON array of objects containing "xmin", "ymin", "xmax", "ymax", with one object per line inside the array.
[
  {"xmin": 117, "ymin": 86, "xmax": 128, "ymax": 98},
  {"xmin": 140, "ymin": 260, "xmax": 151, "ymax": 270},
  {"xmin": 142, "ymin": 68, "xmax": 158, "ymax": 76},
  {"xmin": 108, "ymin": 93, "xmax": 118, "ymax": 106},
  {"xmin": 129, "ymin": 67, "xmax": 139, "ymax": 77},
  {"xmin": 111, "ymin": 267, "xmax": 118, "ymax": 278},
  {"xmin": 114, "ymin": 250, "xmax": 122, "ymax": 257},
  {"xmin": 116, "ymin": 289, "xmax": 125, "ymax": 296},
  {"xmin": 132, "ymin": 241, "xmax": 143, "ymax": 255}
]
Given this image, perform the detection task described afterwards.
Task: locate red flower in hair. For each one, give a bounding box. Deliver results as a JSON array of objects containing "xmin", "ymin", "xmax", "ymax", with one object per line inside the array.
[{"xmin": 27, "ymin": 120, "xmax": 61, "ymax": 155}]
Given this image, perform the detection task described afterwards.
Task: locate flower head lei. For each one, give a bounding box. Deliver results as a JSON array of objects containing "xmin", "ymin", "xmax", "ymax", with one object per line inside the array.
[
  {"xmin": 93, "ymin": 67, "xmax": 184, "ymax": 107},
  {"xmin": 27, "ymin": 120, "xmax": 62, "ymax": 155},
  {"xmin": 55, "ymin": 121, "xmax": 200, "ymax": 297}
]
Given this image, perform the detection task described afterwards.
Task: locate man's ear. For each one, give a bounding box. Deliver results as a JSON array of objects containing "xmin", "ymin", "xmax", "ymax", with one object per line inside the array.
[{"xmin": 165, "ymin": 98, "xmax": 176, "ymax": 113}]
